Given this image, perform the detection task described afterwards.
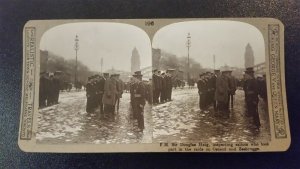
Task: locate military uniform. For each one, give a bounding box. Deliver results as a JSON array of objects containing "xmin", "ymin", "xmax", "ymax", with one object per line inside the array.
[
  {"xmin": 86, "ymin": 76, "xmax": 96, "ymax": 113},
  {"xmin": 197, "ymin": 74, "xmax": 207, "ymax": 110},
  {"xmin": 166, "ymin": 73, "xmax": 173, "ymax": 101},
  {"xmin": 131, "ymin": 71, "xmax": 146, "ymax": 130},
  {"xmin": 152, "ymin": 70, "xmax": 162, "ymax": 104},
  {"xmin": 212, "ymin": 70, "xmax": 220, "ymax": 111},
  {"xmin": 207, "ymin": 73, "xmax": 215, "ymax": 107},
  {"xmin": 244, "ymin": 67, "xmax": 260, "ymax": 127},
  {"xmin": 215, "ymin": 72, "xmax": 229, "ymax": 114},
  {"xmin": 102, "ymin": 74, "xmax": 118, "ymax": 114},
  {"xmin": 52, "ymin": 75, "xmax": 60, "ymax": 104},
  {"xmin": 47, "ymin": 75, "xmax": 55, "ymax": 106},
  {"xmin": 39, "ymin": 72, "xmax": 49, "ymax": 108},
  {"xmin": 160, "ymin": 73, "xmax": 167, "ymax": 103},
  {"xmin": 115, "ymin": 74, "xmax": 124, "ymax": 112},
  {"xmin": 227, "ymin": 73, "xmax": 237, "ymax": 109},
  {"xmin": 94, "ymin": 75, "xmax": 105, "ymax": 115}
]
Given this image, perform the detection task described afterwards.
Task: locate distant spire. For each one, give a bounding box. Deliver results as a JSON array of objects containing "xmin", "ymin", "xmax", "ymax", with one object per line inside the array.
[
  {"xmin": 244, "ymin": 43, "xmax": 255, "ymax": 68},
  {"xmin": 131, "ymin": 47, "xmax": 140, "ymax": 73}
]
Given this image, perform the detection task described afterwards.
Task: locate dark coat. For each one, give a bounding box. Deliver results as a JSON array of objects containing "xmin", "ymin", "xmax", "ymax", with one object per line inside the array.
[
  {"xmin": 215, "ymin": 75, "xmax": 229, "ymax": 102},
  {"xmin": 102, "ymin": 78, "xmax": 118, "ymax": 106}
]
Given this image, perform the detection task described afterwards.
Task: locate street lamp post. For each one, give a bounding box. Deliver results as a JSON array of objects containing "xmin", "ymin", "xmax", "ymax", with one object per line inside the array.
[
  {"xmin": 186, "ymin": 33, "xmax": 191, "ymax": 82},
  {"xmin": 74, "ymin": 35, "xmax": 79, "ymax": 86}
]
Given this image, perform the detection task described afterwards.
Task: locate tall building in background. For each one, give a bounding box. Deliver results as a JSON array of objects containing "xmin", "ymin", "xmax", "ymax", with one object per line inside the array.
[
  {"xmin": 244, "ymin": 43, "xmax": 255, "ymax": 68},
  {"xmin": 131, "ymin": 47, "xmax": 141, "ymax": 73}
]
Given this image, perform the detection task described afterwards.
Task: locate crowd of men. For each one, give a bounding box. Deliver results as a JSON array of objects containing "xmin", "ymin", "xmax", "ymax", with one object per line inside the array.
[
  {"xmin": 85, "ymin": 71, "xmax": 150, "ymax": 130},
  {"xmin": 197, "ymin": 67, "xmax": 267, "ymax": 128},
  {"xmin": 39, "ymin": 71, "xmax": 61, "ymax": 108},
  {"xmin": 152, "ymin": 69, "xmax": 174, "ymax": 104}
]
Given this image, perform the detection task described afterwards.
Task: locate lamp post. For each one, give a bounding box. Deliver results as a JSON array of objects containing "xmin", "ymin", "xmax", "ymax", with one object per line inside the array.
[
  {"xmin": 74, "ymin": 35, "xmax": 79, "ymax": 86},
  {"xmin": 186, "ymin": 33, "xmax": 191, "ymax": 82}
]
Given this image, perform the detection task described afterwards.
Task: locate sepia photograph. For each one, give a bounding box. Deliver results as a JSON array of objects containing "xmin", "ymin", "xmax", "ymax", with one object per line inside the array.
[
  {"xmin": 151, "ymin": 20, "xmax": 270, "ymax": 143},
  {"xmin": 37, "ymin": 22, "xmax": 153, "ymax": 144},
  {"xmin": 18, "ymin": 19, "xmax": 290, "ymax": 152}
]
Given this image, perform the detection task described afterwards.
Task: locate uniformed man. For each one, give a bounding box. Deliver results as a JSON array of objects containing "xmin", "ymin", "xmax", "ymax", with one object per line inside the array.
[
  {"xmin": 227, "ymin": 71, "xmax": 237, "ymax": 109},
  {"xmin": 157, "ymin": 70, "xmax": 163, "ymax": 103},
  {"xmin": 257, "ymin": 74, "xmax": 267, "ymax": 101},
  {"xmin": 53, "ymin": 71, "xmax": 61, "ymax": 104},
  {"xmin": 115, "ymin": 74, "xmax": 124, "ymax": 113},
  {"xmin": 152, "ymin": 69, "xmax": 161, "ymax": 104},
  {"xmin": 212, "ymin": 70, "xmax": 220, "ymax": 111},
  {"xmin": 206, "ymin": 72, "xmax": 215, "ymax": 107},
  {"xmin": 131, "ymin": 71, "xmax": 146, "ymax": 130},
  {"xmin": 86, "ymin": 76, "xmax": 95, "ymax": 114},
  {"xmin": 215, "ymin": 69, "xmax": 230, "ymax": 116},
  {"xmin": 94, "ymin": 74, "xmax": 105, "ymax": 116},
  {"xmin": 102, "ymin": 74, "xmax": 118, "ymax": 115},
  {"xmin": 197, "ymin": 73, "xmax": 207, "ymax": 111},
  {"xmin": 47, "ymin": 73, "xmax": 55, "ymax": 106},
  {"xmin": 39, "ymin": 72, "xmax": 49, "ymax": 108},
  {"xmin": 130, "ymin": 76, "xmax": 138, "ymax": 118},
  {"xmin": 244, "ymin": 67, "xmax": 260, "ymax": 128},
  {"xmin": 166, "ymin": 69, "xmax": 173, "ymax": 101},
  {"xmin": 160, "ymin": 72, "xmax": 167, "ymax": 103}
]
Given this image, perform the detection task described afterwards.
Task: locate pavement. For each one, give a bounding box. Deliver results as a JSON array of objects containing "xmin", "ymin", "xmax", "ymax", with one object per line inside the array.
[
  {"xmin": 37, "ymin": 87, "xmax": 270, "ymax": 144},
  {"xmin": 152, "ymin": 87, "xmax": 271, "ymax": 143},
  {"xmin": 37, "ymin": 90, "xmax": 152, "ymax": 144}
]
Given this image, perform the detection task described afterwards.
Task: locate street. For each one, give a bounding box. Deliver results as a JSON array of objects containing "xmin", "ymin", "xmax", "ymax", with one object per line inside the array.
[
  {"xmin": 37, "ymin": 90, "xmax": 152, "ymax": 144},
  {"xmin": 152, "ymin": 87, "xmax": 270, "ymax": 143},
  {"xmin": 37, "ymin": 87, "xmax": 270, "ymax": 144}
]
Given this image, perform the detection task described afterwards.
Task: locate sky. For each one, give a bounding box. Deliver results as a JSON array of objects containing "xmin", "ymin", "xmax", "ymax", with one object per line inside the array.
[
  {"xmin": 152, "ymin": 20, "xmax": 266, "ymax": 69},
  {"xmin": 40, "ymin": 22, "xmax": 152, "ymax": 72}
]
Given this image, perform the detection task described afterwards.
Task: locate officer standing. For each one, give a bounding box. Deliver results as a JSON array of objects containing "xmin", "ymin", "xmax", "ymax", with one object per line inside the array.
[
  {"xmin": 206, "ymin": 72, "xmax": 215, "ymax": 107},
  {"xmin": 53, "ymin": 71, "xmax": 61, "ymax": 104},
  {"xmin": 166, "ymin": 69, "xmax": 173, "ymax": 101},
  {"xmin": 244, "ymin": 67, "xmax": 260, "ymax": 128},
  {"xmin": 160, "ymin": 72, "xmax": 167, "ymax": 103},
  {"xmin": 39, "ymin": 72, "xmax": 49, "ymax": 108},
  {"xmin": 95, "ymin": 74, "xmax": 105, "ymax": 116},
  {"xmin": 157, "ymin": 70, "xmax": 163, "ymax": 103},
  {"xmin": 228, "ymin": 71, "xmax": 237, "ymax": 109},
  {"xmin": 152, "ymin": 69, "xmax": 161, "ymax": 104},
  {"xmin": 115, "ymin": 74, "xmax": 124, "ymax": 113},
  {"xmin": 197, "ymin": 73, "xmax": 207, "ymax": 111},
  {"xmin": 212, "ymin": 70, "xmax": 220, "ymax": 111},
  {"xmin": 215, "ymin": 69, "xmax": 230, "ymax": 116},
  {"xmin": 130, "ymin": 76, "xmax": 138, "ymax": 118},
  {"xmin": 131, "ymin": 71, "xmax": 146, "ymax": 130},
  {"xmin": 86, "ymin": 76, "xmax": 95, "ymax": 114},
  {"xmin": 102, "ymin": 74, "xmax": 118, "ymax": 115},
  {"xmin": 48, "ymin": 73, "xmax": 55, "ymax": 106}
]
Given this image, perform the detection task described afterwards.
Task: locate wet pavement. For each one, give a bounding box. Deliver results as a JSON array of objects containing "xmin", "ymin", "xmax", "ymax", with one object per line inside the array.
[
  {"xmin": 37, "ymin": 90, "xmax": 152, "ymax": 144},
  {"xmin": 37, "ymin": 87, "xmax": 270, "ymax": 144},
  {"xmin": 152, "ymin": 87, "xmax": 271, "ymax": 143}
]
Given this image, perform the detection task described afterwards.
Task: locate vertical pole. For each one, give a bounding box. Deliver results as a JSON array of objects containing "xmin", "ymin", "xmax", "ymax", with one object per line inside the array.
[
  {"xmin": 74, "ymin": 35, "xmax": 79, "ymax": 87},
  {"xmin": 74, "ymin": 50, "xmax": 77, "ymax": 85},
  {"xmin": 186, "ymin": 33, "xmax": 191, "ymax": 82},
  {"xmin": 187, "ymin": 45, "xmax": 190, "ymax": 81}
]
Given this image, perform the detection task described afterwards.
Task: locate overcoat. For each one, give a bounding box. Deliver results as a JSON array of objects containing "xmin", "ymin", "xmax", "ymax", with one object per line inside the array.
[
  {"xmin": 215, "ymin": 75, "xmax": 229, "ymax": 103},
  {"xmin": 102, "ymin": 78, "xmax": 118, "ymax": 106}
]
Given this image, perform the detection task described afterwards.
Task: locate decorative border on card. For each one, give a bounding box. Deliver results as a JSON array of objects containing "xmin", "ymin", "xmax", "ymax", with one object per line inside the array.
[{"xmin": 20, "ymin": 27, "xmax": 36, "ymax": 140}]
